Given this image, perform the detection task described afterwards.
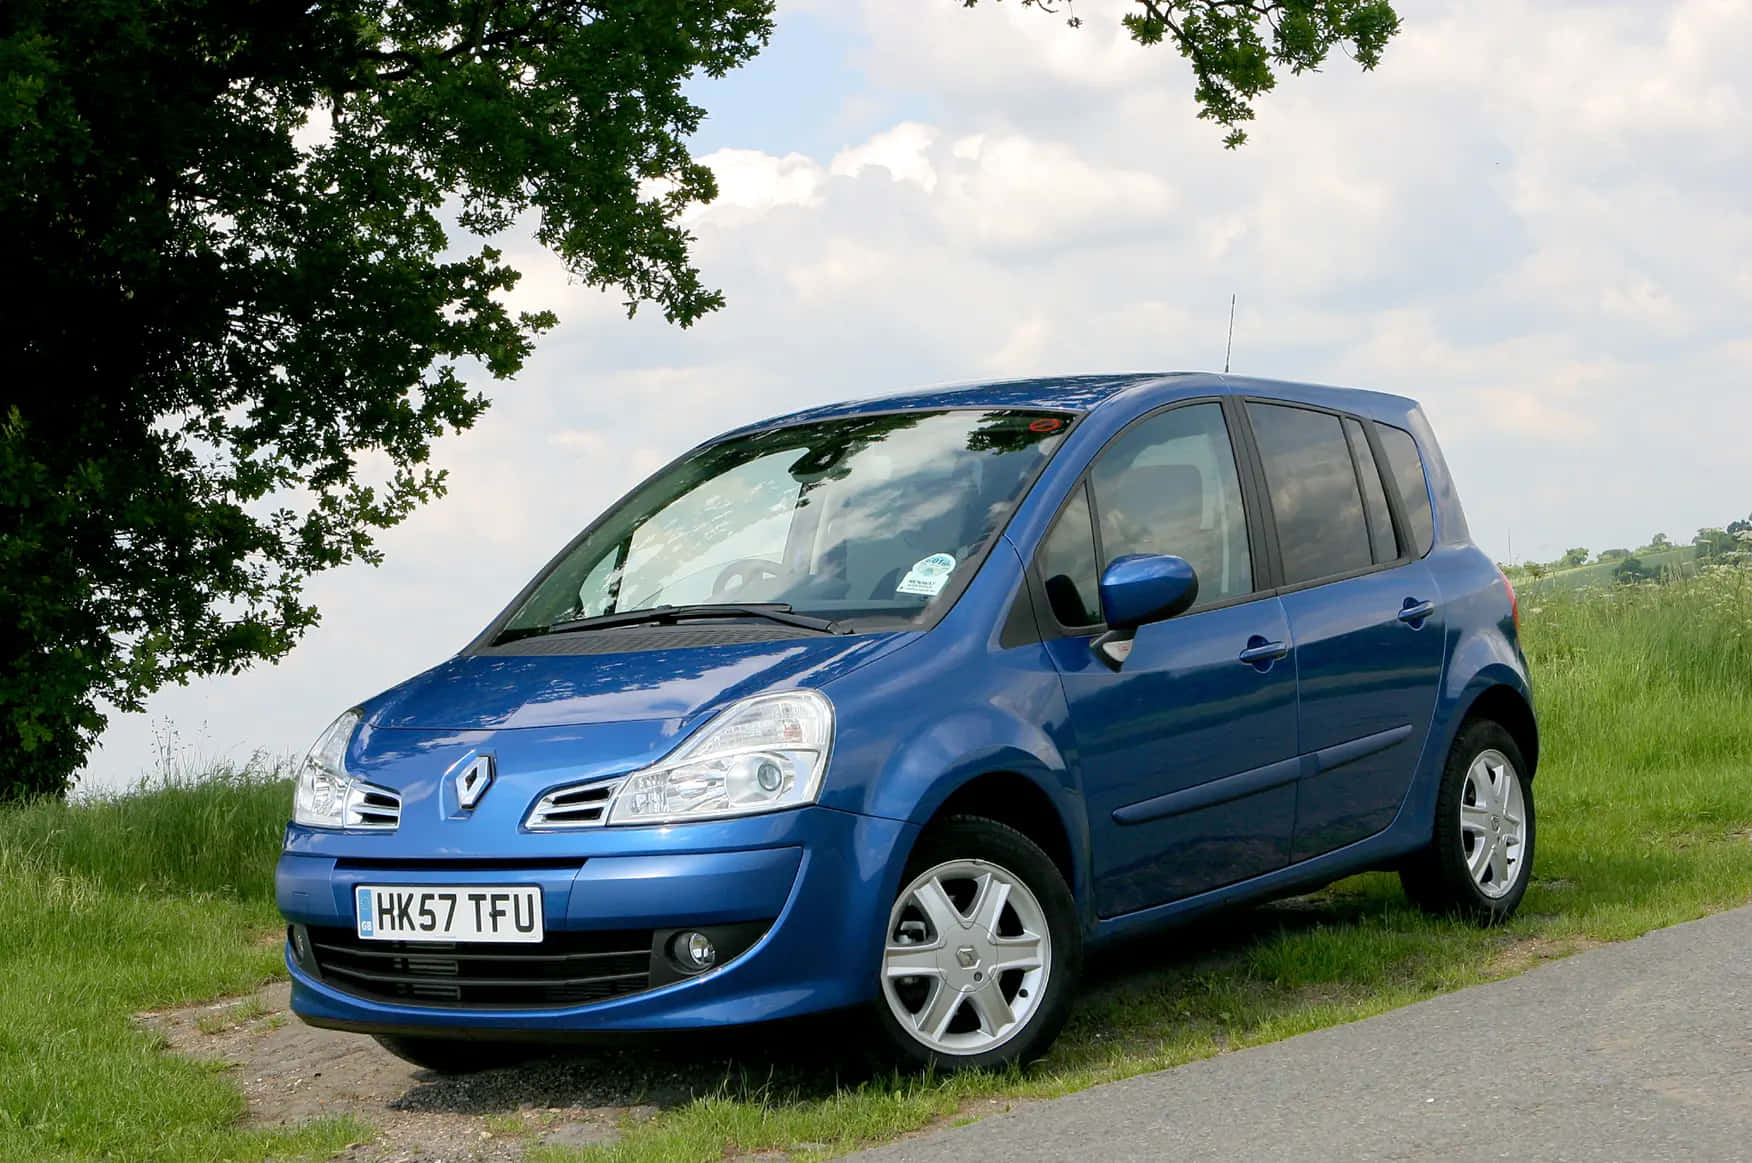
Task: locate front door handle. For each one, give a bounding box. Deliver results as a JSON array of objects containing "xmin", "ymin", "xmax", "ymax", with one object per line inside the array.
[
  {"xmin": 1398, "ymin": 598, "xmax": 1436, "ymax": 626},
  {"xmin": 1238, "ymin": 636, "xmax": 1289, "ymax": 666}
]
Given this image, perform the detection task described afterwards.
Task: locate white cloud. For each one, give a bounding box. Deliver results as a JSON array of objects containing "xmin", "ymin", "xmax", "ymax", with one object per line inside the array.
[
  {"xmin": 830, "ymin": 122, "xmax": 940, "ymax": 190},
  {"xmin": 691, "ymin": 147, "xmax": 823, "ymax": 218}
]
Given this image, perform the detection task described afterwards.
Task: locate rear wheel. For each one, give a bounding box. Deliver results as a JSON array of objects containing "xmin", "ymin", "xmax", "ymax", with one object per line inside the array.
[
  {"xmin": 874, "ymin": 816, "xmax": 1080, "ymax": 1071},
  {"xmin": 1400, "ymin": 719, "xmax": 1535, "ymax": 925},
  {"xmin": 372, "ymin": 1034, "xmax": 531, "ymax": 1074}
]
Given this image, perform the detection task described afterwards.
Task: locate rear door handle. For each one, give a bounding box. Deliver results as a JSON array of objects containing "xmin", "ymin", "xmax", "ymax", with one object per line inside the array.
[
  {"xmin": 1238, "ymin": 637, "xmax": 1289, "ymax": 665},
  {"xmin": 1398, "ymin": 598, "xmax": 1436, "ymax": 625}
]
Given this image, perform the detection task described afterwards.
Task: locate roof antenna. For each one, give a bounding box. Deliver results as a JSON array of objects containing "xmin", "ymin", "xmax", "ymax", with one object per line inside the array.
[{"xmin": 1223, "ymin": 293, "xmax": 1236, "ymax": 374}]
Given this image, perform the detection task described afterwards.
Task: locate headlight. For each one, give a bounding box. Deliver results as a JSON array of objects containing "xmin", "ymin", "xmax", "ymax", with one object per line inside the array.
[
  {"xmin": 293, "ymin": 709, "xmax": 400, "ymax": 830},
  {"xmin": 602, "ymin": 690, "xmax": 834, "ymax": 826}
]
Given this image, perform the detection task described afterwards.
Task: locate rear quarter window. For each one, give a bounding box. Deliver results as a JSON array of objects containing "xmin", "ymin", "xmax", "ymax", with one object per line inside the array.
[{"xmin": 1377, "ymin": 424, "xmax": 1436, "ymax": 557}]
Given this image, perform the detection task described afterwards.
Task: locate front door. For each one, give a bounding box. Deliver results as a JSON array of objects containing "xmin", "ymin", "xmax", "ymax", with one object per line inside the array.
[{"xmin": 1035, "ymin": 401, "xmax": 1300, "ymax": 917}]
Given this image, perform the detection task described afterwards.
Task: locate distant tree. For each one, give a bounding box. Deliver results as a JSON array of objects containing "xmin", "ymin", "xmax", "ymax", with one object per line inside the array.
[
  {"xmin": 1, "ymin": 0, "xmax": 775, "ymax": 801},
  {"xmin": 1596, "ymin": 548, "xmax": 1631, "ymax": 563},
  {"xmin": 1614, "ymin": 556, "xmax": 1656, "ymax": 585},
  {"xmin": 965, "ymin": 0, "xmax": 1401, "ymax": 147},
  {"xmin": 1647, "ymin": 532, "xmax": 1673, "ymax": 550},
  {"xmin": 1694, "ymin": 528, "xmax": 1737, "ymax": 561},
  {"xmin": 1559, "ymin": 547, "xmax": 1590, "ymax": 568}
]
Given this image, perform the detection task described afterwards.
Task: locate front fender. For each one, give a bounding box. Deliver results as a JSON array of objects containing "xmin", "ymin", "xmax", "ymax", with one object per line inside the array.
[{"xmin": 815, "ymin": 548, "xmax": 1088, "ymax": 906}]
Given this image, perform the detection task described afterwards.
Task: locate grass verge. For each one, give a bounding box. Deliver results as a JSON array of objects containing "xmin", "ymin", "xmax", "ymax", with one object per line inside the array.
[
  {"xmin": 3, "ymin": 569, "xmax": 1749, "ymax": 1161},
  {"xmin": 0, "ymin": 769, "xmax": 365, "ymax": 1162}
]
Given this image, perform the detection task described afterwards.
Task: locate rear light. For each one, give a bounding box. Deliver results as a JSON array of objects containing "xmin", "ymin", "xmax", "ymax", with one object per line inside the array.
[{"xmin": 1499, "ymin": 566, "xmax": 1518, "ymax": 630}]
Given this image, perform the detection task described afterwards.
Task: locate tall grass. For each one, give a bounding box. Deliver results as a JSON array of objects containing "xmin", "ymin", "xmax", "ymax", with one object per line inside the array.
[
  {"xmin": 0, "ymin": 762, "xmax": 360, "ymax": 1163},
  {"xmin": 1523, "ymin": 565, "xmax": 1752, "ymax": 784},
  {"xmin": 0, "ymin": 764, "xmax": 292, "ymax": 901}
]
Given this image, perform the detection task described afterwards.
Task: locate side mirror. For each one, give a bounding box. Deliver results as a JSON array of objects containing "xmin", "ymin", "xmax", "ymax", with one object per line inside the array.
[{"xmin": 1093, "ymin": 554, "xmax": 1198, "ymax": 669}]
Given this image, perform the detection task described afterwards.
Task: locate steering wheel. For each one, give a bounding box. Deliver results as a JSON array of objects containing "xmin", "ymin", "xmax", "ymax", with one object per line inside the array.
[{"xmin": 711, "ymin": 557, "xmax": 785, "ymax": 600}]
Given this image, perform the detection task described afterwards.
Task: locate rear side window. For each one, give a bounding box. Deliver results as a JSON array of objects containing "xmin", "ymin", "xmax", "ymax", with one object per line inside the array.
[
  {"xmin": 1246, "ymin": 403, "xmax": 1372, "ymax": 585},
  {"xmin": 1037, "ymin": 483, "xmax": 1101, "ymax": 627},
  {"xmin": 1089, "ymin": 402, "xmax": 1254, "ymax": 607},
  {"xmin": 1343, "ymin": 418, "xmax": 1396, "ymax": 563},
  {"xmin": 1377, "ymin": 424, "xmax": 1435, "ymax": 556}
]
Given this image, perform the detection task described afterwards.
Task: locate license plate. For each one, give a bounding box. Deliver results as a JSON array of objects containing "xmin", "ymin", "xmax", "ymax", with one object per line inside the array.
[{"xmin": 354, "ymin": 884, "xmax": 544, "ymax": 943}]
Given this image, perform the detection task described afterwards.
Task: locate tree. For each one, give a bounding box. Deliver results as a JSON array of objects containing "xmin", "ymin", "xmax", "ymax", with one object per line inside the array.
[
  {"xmin": 1596, "ymin": 548, "xmax": 1630, "ymax": 563},
  {"xmin": 1647, "ymin": 532, "xmax": 1673, "ymax": 550},
  {"xmin": 1694, "ymin": 527, "xmax": 1736, "ymax": 561},
  {"xmin": 966, "ymin": 0, "xmax": 1402, "ymax": 147},
  {"xmin": 1614, "ymin": 556, "xmax": 1656, "ymax": 585},
  {"xmin": 1, "ymin": 0, "xmax": 774, "ymax": 801},
  {"xmin": 1559, "ymin": 547, "xmax": 1590, "ymax": 569}
]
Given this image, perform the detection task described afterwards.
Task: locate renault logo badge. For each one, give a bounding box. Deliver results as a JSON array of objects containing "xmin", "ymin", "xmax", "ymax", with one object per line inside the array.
[{"xmin": 453, "ymin": 753, "xmax": 495, "ymax": 810}]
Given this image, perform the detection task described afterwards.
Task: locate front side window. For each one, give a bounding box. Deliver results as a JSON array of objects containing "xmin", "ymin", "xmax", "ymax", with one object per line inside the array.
[
  {"xmin": 1036, "ymin": 483, "xmax": 1101, "ymax": 627},
  {"xmin": 1247, "ymin": 403, "xmax": 1373, "ymax": 585},
  {"xmin": 1377, "ymin": 424, "xmax": 1435, "ymax": 557},
  {"xmin": 1088, "ymin": 402, "xmax": 1254, "ymax": 608},
  {"xmin": 499, "ymin": 409, "xmax": 1073, "ymax": 634}
]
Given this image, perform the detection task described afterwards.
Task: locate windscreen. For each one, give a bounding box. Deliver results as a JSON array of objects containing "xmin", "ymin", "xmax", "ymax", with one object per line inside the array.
[{"xmin": 499, "ymin": 409, "xmax": 1073, "ymax": 634}]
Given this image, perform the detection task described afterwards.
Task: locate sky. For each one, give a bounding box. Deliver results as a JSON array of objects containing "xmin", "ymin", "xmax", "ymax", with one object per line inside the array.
[{"xmin": 83, "ymin": 0, "xmax": 1752, "ymax": 792}]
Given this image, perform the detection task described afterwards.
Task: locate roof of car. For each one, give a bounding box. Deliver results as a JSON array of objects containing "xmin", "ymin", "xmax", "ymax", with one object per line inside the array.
[{"xmin": 723, "ymin": 372, "xmax": 1420, "ymax": 437}]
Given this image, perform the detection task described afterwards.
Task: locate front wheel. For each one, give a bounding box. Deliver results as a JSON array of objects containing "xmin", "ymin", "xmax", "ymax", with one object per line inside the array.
[
  {"xmin": 1400, "ymin": 719, "xmax": 1535, "ymax": 925},
  {"xmin": 874, "ymin": 816, "xmax": 1080, "ymax": 1071}
]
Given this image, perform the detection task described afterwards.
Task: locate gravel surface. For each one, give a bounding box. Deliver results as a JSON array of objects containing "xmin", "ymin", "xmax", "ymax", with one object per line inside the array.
[{"xmin": 140, "ymin": 982, "xmax": 883, "ymax": 1162}]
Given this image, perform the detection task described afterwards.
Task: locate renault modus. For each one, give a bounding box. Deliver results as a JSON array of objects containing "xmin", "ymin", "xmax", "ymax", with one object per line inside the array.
[{"xmin": 277, "ymin": 373, "xmax": 1537, "ymax": 1071}]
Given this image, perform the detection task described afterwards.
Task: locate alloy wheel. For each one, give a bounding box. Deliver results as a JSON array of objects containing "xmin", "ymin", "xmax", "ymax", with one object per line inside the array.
[
  {"xmin": 880, "ymin": 859, "xmax": 1052, "ymax": 1056},
  {"xmin": 1459, "ymin": 748, "xmax": 1527, "ymax": 899}
]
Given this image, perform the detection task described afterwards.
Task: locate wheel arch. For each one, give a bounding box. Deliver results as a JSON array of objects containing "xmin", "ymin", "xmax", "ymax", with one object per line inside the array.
[
  {"xmin": 1454, "ymin": 680, "xmax": 1540, "ymax": 779},
  {"xmin": 921, "ymin": 770, "xmax": 1079, "ymax": 893}
]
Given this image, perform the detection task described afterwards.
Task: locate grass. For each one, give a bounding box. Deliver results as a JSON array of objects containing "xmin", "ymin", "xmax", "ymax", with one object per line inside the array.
[
  {"xmin": 0, "ymin": 767, "xmax": 366, "ymax": 1162},
  {"xmin": 197, "ymin": 997, "xmax": 274, "ymax": 1036},
  {"xmin": 3, "ymin": 567, "xmax": 1750, "ymax": 1161}
]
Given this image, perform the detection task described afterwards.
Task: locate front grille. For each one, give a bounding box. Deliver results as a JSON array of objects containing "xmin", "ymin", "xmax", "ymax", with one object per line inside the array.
[
  {"xmin": 525, "ymin": 777, "xmax": 625, "ymax": 829},
  {"xmin": 307, "ymin": 926, "xmax": 653, "ymax": 1008},
  {"xmin": 345, "ymin": 782, "xmax": 401, "ymax": 830}
]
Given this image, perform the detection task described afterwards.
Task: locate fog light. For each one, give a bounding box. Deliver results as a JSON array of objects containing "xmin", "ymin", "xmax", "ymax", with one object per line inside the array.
[
  {"xmin": 290, "ymin": 924, "xmax": 311, "ymax": 963},
  {"xmin": 673, "ymin": 930, "xmax": 717, "ymax": 971}
]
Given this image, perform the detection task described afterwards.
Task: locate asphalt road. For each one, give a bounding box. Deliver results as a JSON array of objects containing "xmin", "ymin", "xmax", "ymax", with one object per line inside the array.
[{"xmin": 850, "ymin": 905, "xmax": 1752, "ymax": 1162}]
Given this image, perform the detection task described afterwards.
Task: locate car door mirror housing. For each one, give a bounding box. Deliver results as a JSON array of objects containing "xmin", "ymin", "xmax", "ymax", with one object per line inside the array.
[{"xmin": 1098, "ymin": 554, "xmax": 1199, "ymax": 631}]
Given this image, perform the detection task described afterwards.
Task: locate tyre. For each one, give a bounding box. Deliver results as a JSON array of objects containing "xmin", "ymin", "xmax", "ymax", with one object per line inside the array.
[
  {"xmin": 372, "ymin": 1034, "xmax": 531, "ymax": 1074},
  {"xmin": 874, "ymin": 815, "xmax": 1081, "ymax": 1071},
  {"xmin": 1400, "ymin": 719, "xmax": 1535, "ymax": 925}
]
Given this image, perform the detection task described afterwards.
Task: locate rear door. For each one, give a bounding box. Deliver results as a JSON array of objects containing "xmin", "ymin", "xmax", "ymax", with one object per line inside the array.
[
  {"xmin": 1036, "ymin": 400, "xmax": 1300, "ymax": 917},
  {"xmin": 1240, "ymin": 402, "xmax": 1446, "ymax": 862}
]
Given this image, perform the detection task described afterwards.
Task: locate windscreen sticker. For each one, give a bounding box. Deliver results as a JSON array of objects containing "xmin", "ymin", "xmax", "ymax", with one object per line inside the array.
[{"xmin": 896, "ymin": 552, "xmax": 957, "ymax": 596}]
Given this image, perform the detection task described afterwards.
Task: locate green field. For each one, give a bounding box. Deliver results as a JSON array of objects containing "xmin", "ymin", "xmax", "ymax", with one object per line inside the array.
[
  {"xmin": 4, "ymin": 566, "xmax": 1751, "ymax": 1162},
  {"xmin": 1511, "ymin": 544, "xmax": 1697, "ymax": 592}
]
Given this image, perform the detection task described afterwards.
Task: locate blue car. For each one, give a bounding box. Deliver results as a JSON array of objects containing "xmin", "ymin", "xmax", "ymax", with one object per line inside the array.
[{"xmin": 278, "ymin": 373, "xmax": 1536, "ymax": 1072}]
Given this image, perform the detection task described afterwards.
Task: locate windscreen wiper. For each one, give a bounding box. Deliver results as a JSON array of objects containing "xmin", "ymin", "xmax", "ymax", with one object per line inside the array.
[{"xmin": 502, "ymin": 603, "xmax": 848, "ymax": 644}]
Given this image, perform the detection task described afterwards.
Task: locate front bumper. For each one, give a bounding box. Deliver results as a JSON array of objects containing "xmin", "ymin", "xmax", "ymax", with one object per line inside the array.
[{"xmin": 277, "ymin": 805, "xmax": 916, "ymax": 1035}]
